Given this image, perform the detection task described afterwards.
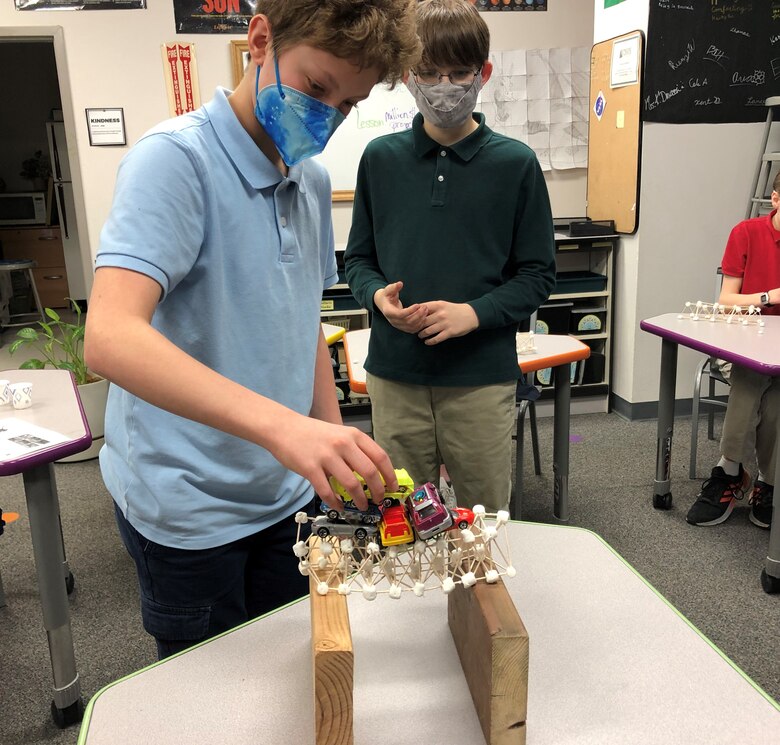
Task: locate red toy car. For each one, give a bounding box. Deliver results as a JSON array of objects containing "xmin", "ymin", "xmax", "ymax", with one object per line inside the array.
[
  {"xmin": 406, "ymin": 482, "xmax": 453, "ymax": 540},
  {"xmin": 449, "ymin": 506, "xmax": 475, "ymax": 530}
]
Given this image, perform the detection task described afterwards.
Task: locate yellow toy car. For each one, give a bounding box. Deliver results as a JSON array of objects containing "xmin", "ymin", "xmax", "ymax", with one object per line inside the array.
[
  {"xmin": 329, "ymin": 468, "xmax": 414, "ymax": 508},
  {"xmin": 378, "ymin": 503, "xmax": 414, "ymax": 547}
]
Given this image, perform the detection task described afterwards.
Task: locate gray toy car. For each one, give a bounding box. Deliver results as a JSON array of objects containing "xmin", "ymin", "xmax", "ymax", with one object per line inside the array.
[{"xmin": 312, "ymin": 515, "xmax": 377, "ymax": 541}]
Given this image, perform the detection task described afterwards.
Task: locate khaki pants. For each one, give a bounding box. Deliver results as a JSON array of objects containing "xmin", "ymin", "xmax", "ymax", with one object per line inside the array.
[
  {"xmin": 720, "ymin": 364, "xmax": 780, "ymax": 484},
  {"xmin": 367, "ymin": 373, "xmax": 516, "ymax": 512}
]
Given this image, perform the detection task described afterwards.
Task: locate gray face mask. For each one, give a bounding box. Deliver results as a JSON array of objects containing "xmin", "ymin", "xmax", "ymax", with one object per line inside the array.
[{"xmin": 406, "ymin": 74, "xmax": 483, "ymax": 129}]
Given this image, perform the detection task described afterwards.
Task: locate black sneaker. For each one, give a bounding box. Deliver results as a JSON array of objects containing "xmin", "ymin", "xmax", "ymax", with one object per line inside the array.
[
  {"xmin": 686, "ymin": 465, "xmax": 750, "ymax": 526},
  {"xmin": 748, "ymin": 481, "xmax": 774, "ymax": 529}
]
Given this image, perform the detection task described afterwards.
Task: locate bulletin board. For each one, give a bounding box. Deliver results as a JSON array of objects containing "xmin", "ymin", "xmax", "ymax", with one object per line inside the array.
[
  {"xmin": 314, "ymin": 84, "xmax": 418, "ymax": 202},
  {"xmin": 586, "ymin": 31, "xmax": 644, "ymax": 234}
]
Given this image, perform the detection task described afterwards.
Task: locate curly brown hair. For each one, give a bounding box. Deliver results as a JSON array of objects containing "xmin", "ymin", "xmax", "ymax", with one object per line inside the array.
[{"xmin": 254, "ymin": 0, "xmax": 422, "ymax": 86}]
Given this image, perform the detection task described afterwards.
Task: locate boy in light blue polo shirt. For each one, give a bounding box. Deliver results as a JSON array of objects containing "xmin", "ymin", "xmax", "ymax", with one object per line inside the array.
[{"xmin": 85, "ymin": 0, "xmax": 420, "ymax": 659}]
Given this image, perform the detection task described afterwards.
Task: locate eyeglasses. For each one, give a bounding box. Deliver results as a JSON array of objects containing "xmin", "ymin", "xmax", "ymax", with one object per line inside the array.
[{"xmin": 411, "ymin": 67, "xmax": 482, "ymax": 86}]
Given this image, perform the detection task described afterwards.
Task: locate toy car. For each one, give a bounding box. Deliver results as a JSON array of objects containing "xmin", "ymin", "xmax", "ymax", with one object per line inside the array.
[
  {"xmin": 378, "ymin": 503, "xmax": 414, "ymax": 547},
  {"xmin": 320, "ymin": 499, "xmax": 382, "ymax": 525},
  {"xmin": 380, "ymin": 469, "xmax": 415, "ymax": 507},
  {"xmin": 329, "ymin": 468, "xmax": 414, "ymax": 509},
  {"xmin": 406, "ymin": 482, "xmax": 453, "ymax": 540},
  {"xmin": 311, "ymin": 515, "xmax": 377, "ymax": 542},
  {"xmin": 449, "ymin": 506, "xmax": 475, "ymax": 530}
]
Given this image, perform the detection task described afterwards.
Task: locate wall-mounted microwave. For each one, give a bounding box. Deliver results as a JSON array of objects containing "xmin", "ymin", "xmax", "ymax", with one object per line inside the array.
[{"xmin": 0, "ymin": 192, "xmax": 48, "ymax": 226}]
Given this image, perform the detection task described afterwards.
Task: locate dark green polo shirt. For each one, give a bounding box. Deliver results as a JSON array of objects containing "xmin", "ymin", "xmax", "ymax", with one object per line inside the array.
[{"xmin": 345, "ymin": 113, "xmax": 555, "ymax": 387}]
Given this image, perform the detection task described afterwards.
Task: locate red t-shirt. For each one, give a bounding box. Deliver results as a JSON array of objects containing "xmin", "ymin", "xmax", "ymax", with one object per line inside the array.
[{"xmin": 720, "ymin": 209, "xmax": 780, "ymax": 316}]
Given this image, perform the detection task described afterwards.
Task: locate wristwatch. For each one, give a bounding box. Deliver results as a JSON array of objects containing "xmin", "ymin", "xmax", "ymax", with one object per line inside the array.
[{"xmin": 760, "ymin": 291, "xmax": 773, "ymax": 307}]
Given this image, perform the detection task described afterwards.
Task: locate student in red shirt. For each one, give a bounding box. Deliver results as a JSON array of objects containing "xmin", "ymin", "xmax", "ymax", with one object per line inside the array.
[{"xmin": 686, "ymin": 173, "xmax": 780, "ymax": 529}]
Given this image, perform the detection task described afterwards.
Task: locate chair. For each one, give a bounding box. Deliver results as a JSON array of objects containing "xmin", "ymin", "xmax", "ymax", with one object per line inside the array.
[
  {"xmin": 0, "ymin": 259, "xmax": 45, "ymax": 329},
  {"xmin": 511, "ymin": 311, "xmax": 542, "ymax": 519},
  {"xmin": 689, "ymin": 268, "xmax": 729, "ymax": 479},
  {"xmin": 689, "ymin": 357, "xmax": 730, "ymax": 479},
  {"xmin": 514, "ymin": 374, "xmax": 542, "ymax": 492}
]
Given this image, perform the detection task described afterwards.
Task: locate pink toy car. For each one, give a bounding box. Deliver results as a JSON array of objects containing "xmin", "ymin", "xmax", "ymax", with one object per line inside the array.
[{"xmin": 406, "ymin": 482, "xmax": 453, "ymax": 540}]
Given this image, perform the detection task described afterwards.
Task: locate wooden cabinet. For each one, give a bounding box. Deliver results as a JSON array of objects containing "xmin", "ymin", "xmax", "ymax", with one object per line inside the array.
[{"xmin": 0, "ymin": 227, "xmax": 70, "ymax": 309}]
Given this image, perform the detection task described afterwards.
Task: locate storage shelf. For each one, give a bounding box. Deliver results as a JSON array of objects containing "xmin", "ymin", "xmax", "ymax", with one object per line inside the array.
[
  {"xmin": 556, "ymin": 241, "xmax": 615, "ymax": 252},
  {"xmin": 321, "ymin": 309, "xmax": 368, "ymax": 317},
  {"xmin": 549, "ymin": 290, "xmax": 609, "ymax": 301},
  {"xmin": 573, "ymin": 332, "xmax": 608, "ymax": 340},
  {"xmin": 543, "ymin": 232, "xmax": 617, "ymax": 408}
]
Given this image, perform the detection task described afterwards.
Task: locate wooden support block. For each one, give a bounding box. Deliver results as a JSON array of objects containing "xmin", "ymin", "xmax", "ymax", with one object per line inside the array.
[
  {"xmin": 310, "ymin": 543, "xmax": 354, "ymax": 745},
  {"xmin": 448, "ymin": 578, "xmax": 529, "ymax": 745}
]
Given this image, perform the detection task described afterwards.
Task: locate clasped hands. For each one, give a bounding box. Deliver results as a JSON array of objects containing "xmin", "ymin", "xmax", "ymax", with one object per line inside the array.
[{"xmin": 374, "ymin": 281, "xmax": 478, "ymax": 344}]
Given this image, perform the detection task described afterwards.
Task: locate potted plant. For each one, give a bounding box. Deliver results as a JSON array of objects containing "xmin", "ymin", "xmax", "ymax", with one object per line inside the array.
[
  {"xmin": 19, "ymin": 150, "xmax": 52, "ymax": 191},
  {"xmin": 9, "ymin": 299, "xmax": 108, "ymax": 462}
]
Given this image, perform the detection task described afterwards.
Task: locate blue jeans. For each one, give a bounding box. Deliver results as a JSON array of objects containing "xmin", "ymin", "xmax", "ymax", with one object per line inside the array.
[{"xmin": 114, "ymin": 502, "xmax": 311, "ymax": 659}]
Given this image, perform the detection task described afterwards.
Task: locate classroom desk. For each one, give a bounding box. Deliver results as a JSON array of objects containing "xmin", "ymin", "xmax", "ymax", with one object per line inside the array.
[
  {"xmin": 514, "ymin": 333, "xmax": 590, "ymax": 522},
  {"xmin": 0, "ymin": 369, "xmax": 92, "ymax": 726},
  {"xmin": 341, "ymin": 328, "xmax": 590, "ymax": 522},
  {"xmin": 640, "ymin": 313, "xmax": 780, "ymax": 594},
  {"xmin": 321, "ymin": 322, "xmax": 346, "ymax": 346},
  {"xmin": 77, "ymin": 521, "xmax": 779, "ymax": 745}
]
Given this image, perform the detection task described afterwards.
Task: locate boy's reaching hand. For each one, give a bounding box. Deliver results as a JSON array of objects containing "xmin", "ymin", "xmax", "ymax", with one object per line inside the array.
[
  {"xmin": 374, "ymin": 281, "xmax": 429, "ymax": 334},
  {"xmin": 270, "ymin": 413, "xmax": 398, "ymax": 511}
]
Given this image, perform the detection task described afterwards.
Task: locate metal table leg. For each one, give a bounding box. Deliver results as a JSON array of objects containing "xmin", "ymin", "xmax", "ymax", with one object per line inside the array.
[
  {"xmin": 553, "ymin": 364, "xmax": 571, "ymax": 523},
  {"xmin": 653, "ymin": 339, "xmax": 678, "ymax": 510},
  {"xmin": 23, "ymin": 462, "xmax": 83, "ymax": 727},
  {"xmin": 760, "ymin": 418, "xmax": 780, "ymax": 593}
]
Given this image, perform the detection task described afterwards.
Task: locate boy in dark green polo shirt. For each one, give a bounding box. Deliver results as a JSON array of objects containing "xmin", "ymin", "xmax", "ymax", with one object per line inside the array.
[{"xmin": 344, "ymin": 0, "xmax": 555, "ymax": 511}]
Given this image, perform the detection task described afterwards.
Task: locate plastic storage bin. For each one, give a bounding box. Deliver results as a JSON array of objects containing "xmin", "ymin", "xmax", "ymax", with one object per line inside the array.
[
  {"xmin": 581, "ymin": 353, "xmax": 606, "ymax": 384},
  {"xmin": 536, "ymin": 360, "xmax": 580, "ymax": 387},
  {"xmin": 554, "ymin": 271, "xmax": 607, "ymax": 294},
  {"xmin": 535, "ymin": 301, "xmax": 574, "ymax": 334},
  {"xmin": 570, "ymin": 307, "xmax": 606, "ymax": 334}
]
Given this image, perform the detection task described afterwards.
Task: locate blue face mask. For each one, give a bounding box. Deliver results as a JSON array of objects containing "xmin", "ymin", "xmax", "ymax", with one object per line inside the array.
[{"xmin": 254, "ymin": 55, "xmax": 345, "ymax": 167}]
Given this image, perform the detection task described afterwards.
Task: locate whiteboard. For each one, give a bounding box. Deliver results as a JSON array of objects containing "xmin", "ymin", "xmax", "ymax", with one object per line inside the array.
[{"xmin": 315, "ymin": 83, "xmax": 418, "ymax": 201}]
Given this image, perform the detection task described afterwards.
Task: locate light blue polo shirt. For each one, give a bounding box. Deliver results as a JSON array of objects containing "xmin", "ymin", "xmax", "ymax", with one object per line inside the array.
[{"xmin": 96, "ymin": 87, "xmax": 338, "ymax": 549}]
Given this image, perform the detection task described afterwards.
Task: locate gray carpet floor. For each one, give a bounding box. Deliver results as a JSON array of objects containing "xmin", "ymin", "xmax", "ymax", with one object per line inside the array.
[{"xmin": 0, "ymin": 411, "xmax": 778, "ymax": 745}]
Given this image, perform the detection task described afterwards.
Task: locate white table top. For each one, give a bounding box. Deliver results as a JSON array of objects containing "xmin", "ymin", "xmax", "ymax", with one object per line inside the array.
[
  {"xmin": 515, "ymin": 332, "xmax": 591, "ymax": 374},
  {"xmin": 641, "ymin": 313, "xmax": 780, "ymax": 376},
  {"xmin": 79, "ymin": 522, "xmax": 779, "ymax": 745},
  {"xmin": 342, "ymin": 328, "xmax": 590, "ymax": 392},
  {"xmin": 0, "ymin": 369, "xmax": 91, "ymax": 474}
]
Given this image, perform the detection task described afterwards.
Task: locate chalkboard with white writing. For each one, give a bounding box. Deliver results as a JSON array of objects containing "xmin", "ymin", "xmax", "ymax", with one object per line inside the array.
[{"xmin": 644, "ymin": 0, "xmax": 780, "ymax": 124}]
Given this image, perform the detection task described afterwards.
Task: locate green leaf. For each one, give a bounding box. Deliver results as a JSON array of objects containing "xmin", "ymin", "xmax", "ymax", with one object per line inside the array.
[
  {"xmin": 45, "ymin": 307, "xmax": 61, "ymax": 323},
  {"xmin": 16, "ymin": 327, "xmax": 39, "ymax": 341},
  {"xmin": 19, "ymin": 359, "xmax": 46, "ymax": 370}
]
